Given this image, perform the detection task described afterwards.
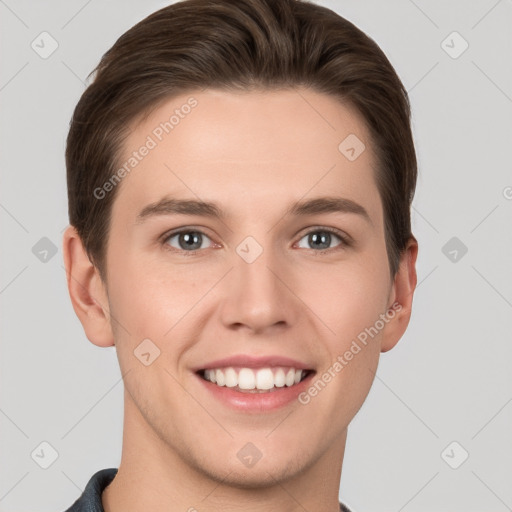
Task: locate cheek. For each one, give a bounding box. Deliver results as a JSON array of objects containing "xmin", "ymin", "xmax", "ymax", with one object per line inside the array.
[
  {"xmin": 108, "ymin": 249, "xmax": 203, "ymax": 331},
  {"xmin": 298, "ymin": 255, "xmax": 390, "ymax": 341}
]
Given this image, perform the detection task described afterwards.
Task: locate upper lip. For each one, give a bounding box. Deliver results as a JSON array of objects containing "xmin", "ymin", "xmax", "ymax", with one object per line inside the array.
[{"xmin": 193, "ymin": 354, "xmax": 315, "ymax": 372}]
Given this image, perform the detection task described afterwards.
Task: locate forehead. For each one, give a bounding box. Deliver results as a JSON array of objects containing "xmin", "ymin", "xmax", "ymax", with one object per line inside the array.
[{"xmin": 111, "ymin": 87, "xmax": 382, "ymax": 225}]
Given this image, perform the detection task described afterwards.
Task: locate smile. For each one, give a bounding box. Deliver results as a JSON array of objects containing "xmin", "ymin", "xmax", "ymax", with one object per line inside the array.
[{"xmin": 198, "ymin": 366, "xmax": 314, "ymax": 393}]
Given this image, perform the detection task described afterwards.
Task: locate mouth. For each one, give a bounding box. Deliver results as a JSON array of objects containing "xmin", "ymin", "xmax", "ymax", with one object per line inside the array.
[{"xmin": 196, "ymin": 366, "xmax": 316, "ymax": 394}]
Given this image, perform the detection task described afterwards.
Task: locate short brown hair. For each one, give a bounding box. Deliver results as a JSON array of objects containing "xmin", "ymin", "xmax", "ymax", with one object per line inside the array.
[{"xmin": 66, "ymin": 0, "xmax": 417, "ymax": 283}]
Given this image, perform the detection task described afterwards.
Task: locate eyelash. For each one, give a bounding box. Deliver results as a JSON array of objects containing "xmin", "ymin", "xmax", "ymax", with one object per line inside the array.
[{"xmin": 160, "ymin": 227, "xmax": 352, "ymax": 256}]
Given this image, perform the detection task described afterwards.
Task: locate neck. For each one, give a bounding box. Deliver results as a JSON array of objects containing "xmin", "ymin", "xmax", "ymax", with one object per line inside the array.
[{"xmin": 102, "ymin": 391, "xmax": 346, "ymax": 512}]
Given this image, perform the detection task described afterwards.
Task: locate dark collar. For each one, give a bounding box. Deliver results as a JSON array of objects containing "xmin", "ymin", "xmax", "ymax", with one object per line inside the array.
[{"xmin": 63, "ymin": 467, "xmax": 352, "ymax": 512}]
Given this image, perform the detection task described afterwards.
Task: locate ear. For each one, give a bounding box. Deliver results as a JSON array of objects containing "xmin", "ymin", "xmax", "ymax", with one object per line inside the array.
[
  {"xmin": 380, "ymin": 236, "xmax": 418, "ymax": 353},
  {"xmin": 62, "ymin": 225, "xmax": 114, "ymax": 347}
]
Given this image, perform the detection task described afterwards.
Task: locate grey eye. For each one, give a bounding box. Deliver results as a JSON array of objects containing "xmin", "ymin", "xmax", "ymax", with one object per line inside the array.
[
  {"xmin": 166, "ymin": 231, "xmax": 212, "ymax": 251},
  {"xmin": 297, "ymin": 230, "xmax": 342, "ymax": 250}
]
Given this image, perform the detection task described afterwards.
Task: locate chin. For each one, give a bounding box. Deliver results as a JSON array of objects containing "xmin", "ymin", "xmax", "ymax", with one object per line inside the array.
[
  {"xmin": 191, "ymin": 444, "xmax": 316, "ymax": 490},
  {"xmin": 201, "ymin": 463, "xmax": 298, "ymax": 490}
]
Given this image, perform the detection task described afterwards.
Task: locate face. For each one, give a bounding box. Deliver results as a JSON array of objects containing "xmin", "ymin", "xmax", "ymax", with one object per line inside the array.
[{"xmin": 94, "ymin": 88, "xmax": 410, "ymax": 486}]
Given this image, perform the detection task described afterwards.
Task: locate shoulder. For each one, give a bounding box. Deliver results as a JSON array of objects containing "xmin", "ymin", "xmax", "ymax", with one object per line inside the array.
[
  {"xmin": 63, "ymin": 468, "xmax": 118, "ymax": 512},
  {"xmin": 339, "ymin": 501, "xmax": 353, "ymax": 512}
]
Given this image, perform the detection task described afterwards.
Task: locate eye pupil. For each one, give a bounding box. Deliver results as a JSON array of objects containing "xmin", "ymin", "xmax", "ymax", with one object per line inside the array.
[
  {"xmin": 309, "ymin": 232, "xmax": 331, "ymax": 250},
  {"xmin": 180, "ymin": 232, "xmax": 202, "ymax": 250}
]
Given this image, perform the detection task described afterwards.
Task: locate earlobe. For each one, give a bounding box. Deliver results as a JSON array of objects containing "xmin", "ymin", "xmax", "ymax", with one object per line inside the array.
[
  {"xmin": 62, "ymin": 225, "xmax": 115, "ymax": 348},
  {"xmin": 380, "ymin": 236, "xmax": 419, "ymax": 353}
]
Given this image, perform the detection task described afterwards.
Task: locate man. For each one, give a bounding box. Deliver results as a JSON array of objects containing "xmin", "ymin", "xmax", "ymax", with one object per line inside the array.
[{"xmin": 62, "ymin": 0, "xmax": 418, "ymax": 510}]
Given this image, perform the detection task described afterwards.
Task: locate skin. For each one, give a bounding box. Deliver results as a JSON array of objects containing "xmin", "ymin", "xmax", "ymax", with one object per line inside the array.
[{"xmin": 63, "ymin": 88, "xmax": 418, "ymax": 512}]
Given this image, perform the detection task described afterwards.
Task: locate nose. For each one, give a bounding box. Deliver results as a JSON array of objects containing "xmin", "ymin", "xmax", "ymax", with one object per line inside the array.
[{"xmin": 219, "ymin": 240, "xmax": 299, "ymax": 335}]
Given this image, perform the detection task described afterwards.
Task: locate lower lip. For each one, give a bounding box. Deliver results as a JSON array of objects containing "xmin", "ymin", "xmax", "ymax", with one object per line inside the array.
[{"xmin": 196, "ymin": 371, "xmax": 316, "ymax": 412}]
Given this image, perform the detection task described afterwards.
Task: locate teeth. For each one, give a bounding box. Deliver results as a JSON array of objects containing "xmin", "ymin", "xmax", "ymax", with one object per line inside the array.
[
  {"xmin": 285, "ymin": 369, "xmax": 295, "ymax": 386},
  {"xmin": 215, "ymin": 369, "xmax": 225, "ymax": 386},
  {"xmin": 224, "ymin": 367, "xmax": 237, "ymax": 387},
  {"xmin": 202, "ymin": 366, "xmax": 308, "ymax": 391},
  {"xmin": 238, "ymin": 368, "xmax": 256, "ymax": 389},
  {"xmin": 256, "ymin": 368, "xmax": 274, "ymax": 390},
  {"xmin": 274, "ymin": 368, "xmax": 285, "ymax": 387}
]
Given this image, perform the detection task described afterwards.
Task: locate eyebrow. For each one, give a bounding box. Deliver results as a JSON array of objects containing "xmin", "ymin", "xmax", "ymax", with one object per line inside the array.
[{"xmin": 135, "ymin": 196, "xmax": 372, "ymax": 226}]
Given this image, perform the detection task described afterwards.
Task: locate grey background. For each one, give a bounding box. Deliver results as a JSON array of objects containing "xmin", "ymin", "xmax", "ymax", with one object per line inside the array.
[{"xmin": 1, "ymin": 0, "xmax": 511, "ymax": 511}]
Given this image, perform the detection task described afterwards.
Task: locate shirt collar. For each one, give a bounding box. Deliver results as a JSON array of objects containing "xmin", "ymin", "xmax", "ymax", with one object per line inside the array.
[{"xmin": 64, "ymin": 467, "xmax": 352, "ymax": 512}]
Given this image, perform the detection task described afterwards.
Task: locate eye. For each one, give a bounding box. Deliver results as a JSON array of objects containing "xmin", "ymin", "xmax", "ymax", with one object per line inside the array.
[
  {"xmin": 296, "ymin": 228, "xmax": 348, "ymax": 251},
  {"xmin": 161, "ymin": 227, "xmax": 351, "ymax": 254},
  {"xmin": 164, "ymin": 230, "xmax": 213, "ymax": 251}
]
